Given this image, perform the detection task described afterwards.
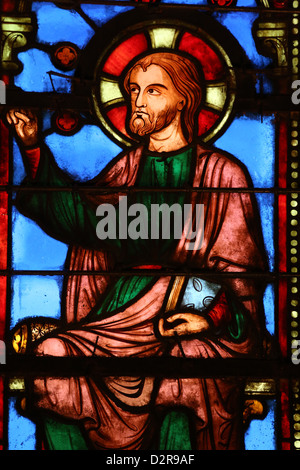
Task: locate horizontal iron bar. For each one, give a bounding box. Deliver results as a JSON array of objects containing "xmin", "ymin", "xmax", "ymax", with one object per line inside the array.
[
  {"xmin": 0, "ymin": 186, "xmax": 299, "ymax": 193},
  {"xmin": 0, "ymin": 269, "xmax": 292, "ymax": 277},
  {"xmin": 13, "ymin": 0, "xmax": 300, "ymax": 15},
  {"xmin": 0, "ymin": 356, "xmax": 297, "ymax": 378}
]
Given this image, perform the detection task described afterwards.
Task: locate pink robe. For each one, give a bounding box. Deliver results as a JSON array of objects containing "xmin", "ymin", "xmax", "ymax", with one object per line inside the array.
[{"xmin": 30, "ymin": 143, "xmax": 268, "ymax": 450}]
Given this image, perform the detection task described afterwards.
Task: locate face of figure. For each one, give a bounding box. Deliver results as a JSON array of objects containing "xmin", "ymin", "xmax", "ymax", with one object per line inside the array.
[{"xmin": 128, "ymin": 64, "xmax": 185, "ymax": 137}]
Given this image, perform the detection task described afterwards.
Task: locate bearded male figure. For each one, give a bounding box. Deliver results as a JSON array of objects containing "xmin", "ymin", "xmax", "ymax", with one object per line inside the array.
[{"xmin": 7, "ymin": 52, "xmax": 269, "ymax": 450}]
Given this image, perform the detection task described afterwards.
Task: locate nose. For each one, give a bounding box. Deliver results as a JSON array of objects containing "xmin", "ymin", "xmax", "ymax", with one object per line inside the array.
[{"xmin": 135, "ymin": 90, "xmax": 146, "ymax": 109}]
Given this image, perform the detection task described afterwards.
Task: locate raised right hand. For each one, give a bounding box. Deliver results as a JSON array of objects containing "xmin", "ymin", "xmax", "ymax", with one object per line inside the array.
[{"xmin": 6, "ymin": 108, "xmax": 38, "ymax": 147}]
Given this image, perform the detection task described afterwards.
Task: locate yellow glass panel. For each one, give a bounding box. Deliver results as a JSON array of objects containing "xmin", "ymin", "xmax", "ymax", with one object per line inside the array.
[
  {"xmin": 205, "ymin": 82, "xmax": 227, "ymax": 112},
  {"xmin": 100, "ymin": 77, "xmax": 124, "ymax": 107},
  {"xmin": 148, "ymin": 27, "xmax": 180, "ymax": 49}
]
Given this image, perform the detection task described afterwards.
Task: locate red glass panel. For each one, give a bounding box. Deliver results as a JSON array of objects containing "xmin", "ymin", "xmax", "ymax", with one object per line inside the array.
[
  {"xmin": 1, "ymin": 0, "xmax": 15, "ymax": 12},
  {"xmin": 103, "ymin": 33, "xmax": 148, "ymax": 76},
  {"xmin": 278, "ymin": 195, "xmax": 287, "ymax": 273},
  {"xmin": 278, "ymin": 279, "xmax": 287, "ymax": 358},
  {"xmin": 198, "ymin": 108, "xmax": 220, "ymax": 136},
  {"xmin": 178, "ymin": 32, "xmax": 224, "ymax": 81},
  {"xmin": 280, "ymin": 380, "xmax": 291, "ymax": 448},
  {"xmin": 0, "ymin": 121, "xmax": 9, "ymax": 186},
  {"xmin": 0, "ymin": 104, "xmax": 9, "ymax": 276},
  {"xmin": 0, "ymin": 277, "xmax": 6, "ymax": 343},
  {"xmin": 272, "ymin": 0, "xmax": 289, "ymax": 8},
  {"xmin": 106, "ymin": 105, "xmax": 130, "ymax": 138}
]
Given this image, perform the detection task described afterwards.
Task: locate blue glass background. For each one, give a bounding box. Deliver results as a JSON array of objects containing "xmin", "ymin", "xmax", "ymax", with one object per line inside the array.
[
  {"xmin": 213, "ymin": 11, "xmax": 271, "ymax": 69},
  {"xmin": 9, "ymin": 2, "xmax": 278, "ymax": 451},
  {"xmin": 15, "ymin": 49, "xmax": 73, "ymax": 93},
  {"xmin": 8, "ymin": 399, "xmax": 37, "ymax": 450},
  {"xmin": 10, "ymin": 275, "xmax": 63, "ymax": 329},
  {"xmin": 245, "ymin": 399, "xmax": 277, "ymax": 450},
  {"xmin": 215, "ymin": 115, "xmax": 275, "ymax": 189},
  {"xmin": 32, "ymin": 2, "xmax": 94, "ymax": 47},
  {"xmin": 15, "ymin": 2, "xmax": 134, "ymax": 93}
]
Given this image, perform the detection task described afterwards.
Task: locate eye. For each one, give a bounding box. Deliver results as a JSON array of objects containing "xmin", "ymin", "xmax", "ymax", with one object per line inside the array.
[
  {"xmin": 147, "ymin": 88, "xmax": 160, "ymax": 95},
  {"xmin": 130, "ymin": 86, "xmax": 139, "ymax": 94}
]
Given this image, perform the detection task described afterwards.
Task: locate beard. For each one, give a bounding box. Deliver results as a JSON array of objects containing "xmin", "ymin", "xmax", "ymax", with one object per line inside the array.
[{"xmin": 129, "ymin": 107, "xmax": 177, "ymax": 137}]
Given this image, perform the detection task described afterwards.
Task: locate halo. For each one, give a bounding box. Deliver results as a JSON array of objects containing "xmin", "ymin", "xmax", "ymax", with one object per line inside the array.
[{"xmin": 91, "ymin": 19, "xmax": 236, "ymax": 148}]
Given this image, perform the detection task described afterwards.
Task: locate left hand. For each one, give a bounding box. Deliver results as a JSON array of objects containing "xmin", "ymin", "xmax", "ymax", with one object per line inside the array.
[{"xmin": 158, "ymin": 312, "xmax": 211, "ymax": 337}]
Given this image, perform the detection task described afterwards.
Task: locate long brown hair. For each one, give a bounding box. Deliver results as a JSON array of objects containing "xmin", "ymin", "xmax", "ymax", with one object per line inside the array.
[{"xmin": 123, "ymin": 52, "xmax": 202, "ymax": 143}]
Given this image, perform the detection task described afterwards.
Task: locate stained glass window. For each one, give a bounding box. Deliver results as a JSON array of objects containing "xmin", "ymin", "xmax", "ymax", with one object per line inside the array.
[{"xmin": 0, "ymin": 0, "xmax": 299, "ymax": 453}]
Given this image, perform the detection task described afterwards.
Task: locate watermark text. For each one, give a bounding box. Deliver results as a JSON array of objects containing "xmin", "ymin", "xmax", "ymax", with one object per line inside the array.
[
  {"xmin": 292, "ymin": 80, "xmax": 300, "ymax": 105},
  {"xmin": 0, "ymin": 80, "xmax": 6, "ymax": 105},
  {"xmin": 0, "ymin": 340, "xmax": 6, "ymax": 365},
  {"xmin": 292, "ymin": 340, "xmax": 300, "ymax": 365},
  {"xmin": 96, "ymin": 197, "xmax": 204, "ymax": 251}
]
